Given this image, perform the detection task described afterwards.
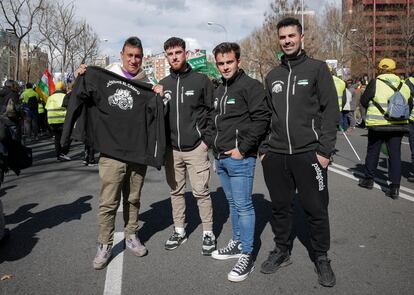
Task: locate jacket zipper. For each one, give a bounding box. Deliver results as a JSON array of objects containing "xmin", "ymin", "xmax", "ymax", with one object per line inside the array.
[
  {"xmin": 312, "ymin": 119, "xmax": 319, "ymax": 140},
  {"xmin": 286, "ymin": 62, "xmax": 293, "ymax": 154},
  {"xmin": 235, "ymin": 129, "xmax": 239, "ymax": 149},
  {"xmin": 181, "ymin": 86, "xmax": 184, "ymax": 103},
  {"xmin": 292, "ymin": 75, "xmax": 296, "ymax": 95},
  {"xmin": 176, "ymin": 75, "xmax": 181, "ymax": 151},
  {"xmin": 214, "ymin": 83, "xmax": 228, "ymax": 151}
]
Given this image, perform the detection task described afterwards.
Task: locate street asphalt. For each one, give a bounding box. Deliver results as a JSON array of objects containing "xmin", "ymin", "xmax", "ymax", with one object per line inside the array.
[{"xmin": 0, "ymin": 127, "xmax": 413, "ymax": 295}]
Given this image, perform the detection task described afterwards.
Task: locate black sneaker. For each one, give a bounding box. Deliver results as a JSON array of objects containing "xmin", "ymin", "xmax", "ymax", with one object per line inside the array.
[
  {"xmin": 165, "ymin": 231, "xmax": 187, "ymax": 250},
  {"xmin": 385, "ymin": 184, "xmax": 399, "ymax": 200},
  {"xmin": 227, "ymin": 253, "xmax": 255, "ymax": 282},
  {"xmin": 358, "ymin": 178, "xmax": 374, "ymax": 189},
  {"xmin": 314, "ymin": 255, "xmax": 336, "ymax": 287},
  {"xmin": 201, "ymin": 233, "xmax": 216, "ymax": 256},
  {"xmin": 260, "ymin": 247, "xmax": 292, "ymax": 274},
  {"xmin": 211, "ymin": 239, "xmax": 242, "ymax": 260}
]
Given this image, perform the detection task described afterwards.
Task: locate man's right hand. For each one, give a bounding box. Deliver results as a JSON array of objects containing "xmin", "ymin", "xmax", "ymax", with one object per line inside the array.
[{"xmin": 75, "ymin": 64, "xmax": 87, "ymax": 77}]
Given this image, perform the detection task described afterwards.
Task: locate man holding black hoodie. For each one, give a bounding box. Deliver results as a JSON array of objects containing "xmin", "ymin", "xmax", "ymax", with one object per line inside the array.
[
  {"xmin": 259, "ymin": 18, "xmax": 339, "ymax": 287},
  {"xmin": 160, "ymin": 37, "xmax": 215, "ymax": 255}
]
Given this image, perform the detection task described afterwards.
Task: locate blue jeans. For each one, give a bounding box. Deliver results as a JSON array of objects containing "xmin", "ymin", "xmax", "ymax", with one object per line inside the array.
[{"xmin": 216, "ymin": 156, "xmax": 256, "ymax": 253}]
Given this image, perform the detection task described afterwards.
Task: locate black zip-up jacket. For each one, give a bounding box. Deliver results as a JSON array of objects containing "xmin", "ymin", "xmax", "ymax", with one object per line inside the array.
[
  {"xmin": 160, "ymin": 64, "xmax": 214, "ymax": 151},
  {"xmin": 61, "ymin": 66, "xmax": 166, "ymax": 168},
  {"xmin": 259, "ymin": 52, "xmax": 339, "ymax": 158},
  {"xmin": 208, "ymin": 69, "xmax": 271, "ymax": 159}
]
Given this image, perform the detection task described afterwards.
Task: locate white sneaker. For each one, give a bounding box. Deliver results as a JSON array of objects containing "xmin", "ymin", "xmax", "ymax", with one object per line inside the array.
[
  {"xmin": 93, "ymin": 244, "xmax": 112, "ymax": 270},
  {"xmin": 125, "ymin": 234, "xmax": 147, "ymax": 257}
]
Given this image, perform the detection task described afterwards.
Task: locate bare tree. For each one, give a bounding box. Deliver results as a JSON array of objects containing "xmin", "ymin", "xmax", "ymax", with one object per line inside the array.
[
  {"xmin": 37, "ymin": 0, "xmax": 84, "ymax": 76},
  {"xmin": 0, "ymin": 0, "xmax": 45, "ymax": 80},
  {"xmin": 68, "ymin": 21, "xmax": 99, "ymax": 73}
]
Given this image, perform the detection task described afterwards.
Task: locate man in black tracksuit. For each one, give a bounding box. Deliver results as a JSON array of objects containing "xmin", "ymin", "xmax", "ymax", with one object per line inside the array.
[
  {"xmin": 259, "ymin": 18, "xmax": 339, "ymax": 287},
  {"xmin": 159, "ymin": 37, "xmax": 215, "ymax": 255}
]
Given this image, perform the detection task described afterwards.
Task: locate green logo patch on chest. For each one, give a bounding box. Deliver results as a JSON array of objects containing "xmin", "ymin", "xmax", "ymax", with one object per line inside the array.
[
  {"xmin": 297, "ymin": 79, "xmax": 309, "ymax": 86},
  {"xmin": 226, "ymin": 98, "xmax": 236, "ymax": 104}
]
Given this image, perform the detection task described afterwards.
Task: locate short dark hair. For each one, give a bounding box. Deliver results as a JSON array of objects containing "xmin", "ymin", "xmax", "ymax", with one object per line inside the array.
[
  {"xmin": 26, "ymin": 82, "xmax": 33, "ymax": 89},
  {"xmin": 164, "ymin": 37, "xmax": 186, "ymax": 51},
  {"xmin": 212, "ymin": 42, "xmax": 241, "ymax": 60},
  {"xmin": 122, "ymin": 36, "xmax": 143, "ymax": 52},
  {"xmin": 277, "ymin": 17, "xmax": 303, "ymax": 35}
]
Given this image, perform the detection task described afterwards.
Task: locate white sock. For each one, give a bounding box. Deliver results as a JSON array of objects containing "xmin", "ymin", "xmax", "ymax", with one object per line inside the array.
[{"xmin": 175, "ymin": 227, "xmax": 185, "ymax": 236}]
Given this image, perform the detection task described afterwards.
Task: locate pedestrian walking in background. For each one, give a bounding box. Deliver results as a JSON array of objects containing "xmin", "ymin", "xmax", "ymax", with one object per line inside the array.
[
  {"xmin": 45, "ymin": 81, "xmax": 71, "ymax": 161},
  {"xmin": 358, "ymin": 58, "xmax": 411, "ymax": 199}
]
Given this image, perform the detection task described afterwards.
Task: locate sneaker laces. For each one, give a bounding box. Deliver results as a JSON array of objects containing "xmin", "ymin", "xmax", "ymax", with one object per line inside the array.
[
  {"xmin": 170, "ymin": 232, "xmax": 182, "ymax": 240},
  {"xmin": 219, "ymin": 240, "xmax": 238, "ymax": 253},
  {"xmin": 203, "ymin": 233, "xmax": 214, "ymax": 243},
  {"xmin": 232, "ymin": 254, "xmax": 250, "ymax": 273},
  {"xmin": 266, "ymin": 248, "xmax": 285, "ymax": 263}
]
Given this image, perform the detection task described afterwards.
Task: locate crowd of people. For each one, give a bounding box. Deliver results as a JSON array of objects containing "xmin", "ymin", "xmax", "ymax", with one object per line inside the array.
[{"xmin": 1, "ymin": 16, "xmax": 414, "ymax": 288}]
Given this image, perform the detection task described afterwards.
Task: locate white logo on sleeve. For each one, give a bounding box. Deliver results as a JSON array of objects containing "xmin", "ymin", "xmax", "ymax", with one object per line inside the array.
[
  {"xmin": 271, "ymin": 80, "xmax": 284, "ymax": 94},
  {"xmin": 108, "ymin": 89, "xmax": 133, "ymax": 110},
  {"xmin": 163, "ymin": 90, "xmax": 172, "ymax": 105}
]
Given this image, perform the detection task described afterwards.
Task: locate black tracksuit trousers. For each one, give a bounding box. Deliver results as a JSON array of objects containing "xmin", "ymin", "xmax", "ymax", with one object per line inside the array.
[{"xmin": 262, "ymin": 151, "xmax": 330, "ymax": 257}]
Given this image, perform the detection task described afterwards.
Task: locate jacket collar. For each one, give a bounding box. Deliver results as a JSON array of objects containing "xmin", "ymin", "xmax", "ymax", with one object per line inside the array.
[
  {"xmin": 221, "ymin": 69, "xmax": 245, "ymax": 86},
  {"xmin": 170, "ymin": 63, "xmax": 192, "ymax": 79},
  {"xmin": 281, "ymin": 50, "xmax": 307, "ymax": 68}
]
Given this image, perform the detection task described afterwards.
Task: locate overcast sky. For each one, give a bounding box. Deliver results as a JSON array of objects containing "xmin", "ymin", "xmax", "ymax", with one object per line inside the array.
[{"xmin": 69, "ymin": 0, "xmax": 333, "ymax": 61}]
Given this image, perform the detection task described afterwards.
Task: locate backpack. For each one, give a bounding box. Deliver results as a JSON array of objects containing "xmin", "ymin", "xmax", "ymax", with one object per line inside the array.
[
  {"xmin": 27, "ymin": 96, "xmax": 38, "ymax": 112},
  {"xmin": 372, "ymin": 78, "xmax": 410, "ymax": 121}
]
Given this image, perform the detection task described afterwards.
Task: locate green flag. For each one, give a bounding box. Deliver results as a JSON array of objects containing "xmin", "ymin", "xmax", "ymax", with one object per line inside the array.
[{"xmin": 188, "ymin": 55, "xmax": 207, "ymax": 71}]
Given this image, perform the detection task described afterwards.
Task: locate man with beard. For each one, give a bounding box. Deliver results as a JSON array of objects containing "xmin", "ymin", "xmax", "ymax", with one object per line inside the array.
[
  {"xmin": 159, "ymin": 37, "xmax": 215, "ymax": 255},
  {"xmin": 259, "ymin": 18, "xmax": 339, "ymax": 287}
]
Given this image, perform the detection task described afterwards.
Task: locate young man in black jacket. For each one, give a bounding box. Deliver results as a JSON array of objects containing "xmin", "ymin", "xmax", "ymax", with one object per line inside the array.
[
  {"xmin": 209, "ymin": 42, "xmax": 270, "ymax": 282},
  {"xmin": 259, "ymin": 18, "xmax": 338, "ymax": 287},
  {"xmin": 159, "ymin": 37, "xmax": 215, "ymax": 255}
]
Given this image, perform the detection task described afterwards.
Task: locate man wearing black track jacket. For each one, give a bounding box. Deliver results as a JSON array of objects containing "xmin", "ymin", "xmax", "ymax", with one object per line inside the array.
[
  {"xmin": 209, "ymin": 42, "xmax": 271, "ymax": 282},
  {"xmin": 159, "ymin": 37, "xmax": 216, "ymax": 255},
  {"xmin": 258, "ymin": 18, "xmax": 339, "ymax": 288}
]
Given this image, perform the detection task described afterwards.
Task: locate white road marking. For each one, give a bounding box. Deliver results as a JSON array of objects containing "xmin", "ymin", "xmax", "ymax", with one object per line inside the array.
[
  {"xmin": 329, "ymin": 164, "xmax": 414, "ymax": 202},
  {"xmin": 103, "ymin": 232, "xmax": 124, "ymax": 295}
]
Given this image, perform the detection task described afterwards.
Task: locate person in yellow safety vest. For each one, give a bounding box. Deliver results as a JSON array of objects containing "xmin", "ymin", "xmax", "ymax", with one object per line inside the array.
[
  {"xmin": 405, "ymin": 75, "xmax": 414, "ymax": 182},
  {"xmin": 45, "ymin": 81, "xmax": 71, "ymax": 161},
  {"xmin": 358, "ymin": 58, "xmax": 411, "ymax": 199},
  {"xmin": 20, "ymin": 83, "xmax": 40, "ymax": 141},
  {"xmin": 37, "ymin": 96, "xmax": 47, "ymax": 136},
  {"xmin": 332, "ymin": 74, "xmax": 346, "ymax": 130}
]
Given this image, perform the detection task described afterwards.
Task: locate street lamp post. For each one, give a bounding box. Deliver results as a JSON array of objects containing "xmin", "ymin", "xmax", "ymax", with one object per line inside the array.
[{"xmin": 207, "ymin": 22, "xmax": 228, "ymax": 41}]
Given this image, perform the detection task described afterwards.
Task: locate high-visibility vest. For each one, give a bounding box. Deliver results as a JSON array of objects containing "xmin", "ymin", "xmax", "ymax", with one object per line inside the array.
[
  {"xmin": 405, "ymin": 77, "xmax": 414, "ymax": 121},
  {"xmin": 21, "ymin": 88, "xmax": 39, "ymax": 104},
  {"xmin": 365, "ymin": 73, "xmax": 410, "ymax": 126},
  {"xmin": 38, "ymin": 101, "xmax": 45, "ymax": 114},
  {"xmin": 333, "ymin": 75, "xmax": 346, "ymax": 111},
  {"xmin": 45, "ymin": 92, "xmax": 66, "ymax": 124}
]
